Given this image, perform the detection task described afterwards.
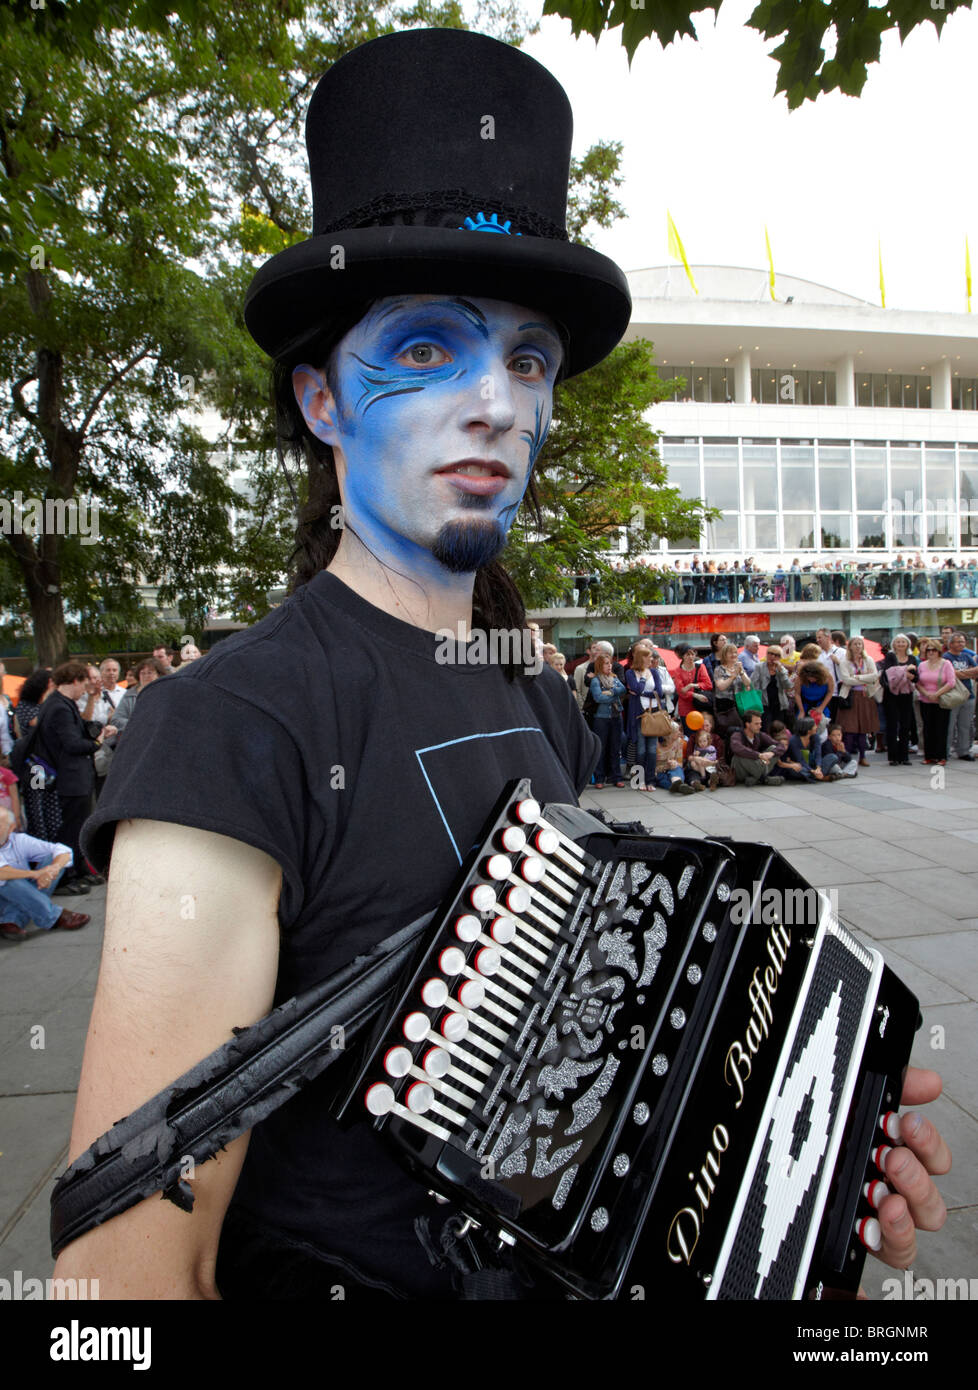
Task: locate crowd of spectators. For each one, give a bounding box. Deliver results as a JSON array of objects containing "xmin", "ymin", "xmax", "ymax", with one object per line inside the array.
[
  {"xmin": 0, "ymin": 644, "xmax": 201, "ymax": 940},
  {"xmin": 547, "ymin": 624, "xmax": 977, "ymax": 793}
]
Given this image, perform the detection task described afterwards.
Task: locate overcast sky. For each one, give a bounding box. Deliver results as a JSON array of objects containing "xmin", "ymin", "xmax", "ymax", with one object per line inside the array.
[{"xmin": 522, "ymin": 2, "xmax": 975, "ymax": 315}]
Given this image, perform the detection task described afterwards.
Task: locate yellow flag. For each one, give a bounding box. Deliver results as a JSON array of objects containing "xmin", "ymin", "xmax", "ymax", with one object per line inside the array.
[
  {"xmin": 967, "ymin": 237, "xmax": 972, "ymax": 313},
  {"xmin": 878, "ymin": 241, "xmax": 886, "ymax": 309},
  {"xmin": 666, "ymin": 211, "xmax": 698, "ymax": 295},
  {"xmin": 764, "ymin": 226, "xmax": 776, "ymax": 301}
]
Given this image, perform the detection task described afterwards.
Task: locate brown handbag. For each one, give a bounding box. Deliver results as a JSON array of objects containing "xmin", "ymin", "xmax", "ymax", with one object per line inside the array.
[{"xmin": 640, "ymin": 694, "xmax": 672, "ymax": 739}]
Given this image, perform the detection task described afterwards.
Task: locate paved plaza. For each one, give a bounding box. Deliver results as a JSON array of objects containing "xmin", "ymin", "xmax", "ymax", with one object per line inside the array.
[{"xmin": 1, "ymin": 754, "xmax": 976, "ymax": 1299}]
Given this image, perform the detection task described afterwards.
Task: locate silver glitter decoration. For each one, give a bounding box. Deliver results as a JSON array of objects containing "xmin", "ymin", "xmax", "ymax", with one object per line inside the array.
[
  {"xmin": 637, "ymin": 994, "xmax": 645, "ymax": 1005},
  {"xmin": 536, "ymin": 1108, "xmax": 558, "ymax": 1129},
  {"xmin": 613, "ymin": 1153, "xmax": 630, "ymax": 1178},
  {"xmin": 686, "ymin": 964, "xmax": 703, "ymax": 985},
  {"xmin": 618, "ymin": 1039, "xmax": 627, "ymax": 1050},
  {"xmin": 533, "ymin": 1135, "xmax": 583, "ymax": 1179},
  {"xmin": 608, "ymin": 862, "xmax": 629, "ymax": 907},
  {"xmin": 566, "ymin": 1056, "xmax": 620, "ymax": 1136},
  {"xmin": 702, "ymin": 921, "xmax": 717, "ymax": 943},
  {"xmin": 632, "ymin": 1102, "xmax": 650, "ymax": 1125},
  {"xmin": 630, "ymin": 863, "xmax": 652, "ymax": 892},
  {"xmin": 716, "ymin": 881, "xmax": 731, "ymax": 902},
  {"xmin": 650, "ymin": 917, "xmax": 668, "ymax": 949},
  {"xmin": 678, "ymin": 865, "xmax": 694, "ymax": 900},
  {"xmin": 590, "ymin": 1207, "xmax": 610, "ymax": 1233},
  {"xmin": 599, "ymin": 927, "xmax": 639, "ymax": 979},
  {"xmin": 670, "ymin": 1007, "xmax": 687, "ymax": 1029},
  {"xmin": 652, "ymin": 1053, "xmax": 668, "ymax": 1076},
  {"xmin": 551, "ymin": 1164, "xmax": 579, "ymax": 1211}
]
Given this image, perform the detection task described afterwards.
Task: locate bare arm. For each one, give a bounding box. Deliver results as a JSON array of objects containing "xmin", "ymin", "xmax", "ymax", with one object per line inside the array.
[{"xmin": 52, "ymin": 818, "xmax": 282, "ymax": 1299}]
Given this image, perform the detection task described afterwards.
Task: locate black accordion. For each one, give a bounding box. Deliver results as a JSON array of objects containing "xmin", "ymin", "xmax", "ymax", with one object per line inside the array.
[{"xmin": 337, "ymin": 779, "xmax": 920, "ymax": 1300}]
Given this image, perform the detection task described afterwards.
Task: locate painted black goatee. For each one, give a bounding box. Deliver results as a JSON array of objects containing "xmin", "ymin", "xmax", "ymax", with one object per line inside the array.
[{"xmin": 431, "ymin": 518, "xmax": 508, "ymax": 574}]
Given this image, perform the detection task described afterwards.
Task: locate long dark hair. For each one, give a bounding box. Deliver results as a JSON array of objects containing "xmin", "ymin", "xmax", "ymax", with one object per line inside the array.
[{"xmin": 272, "ymin": 300, "xmax": 558, "ymax": 665}]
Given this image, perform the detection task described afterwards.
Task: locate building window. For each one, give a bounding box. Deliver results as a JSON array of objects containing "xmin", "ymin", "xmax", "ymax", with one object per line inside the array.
[
  {"xmin": 743, "ymin": 515, "xmax": 779, "ymax": 549},
  {"xmin": 820, "ymin": 516, "xmax": 852, "ymax": 549},
  {"xmin": 782, "ymin": 514, "xmax": 815, "ymax": 549},
  {"xmin": 818, "ymin": 464, "xmax": 852, "ymax": 510},
  {"xmin": 781, "ymin": 464, "xmax": 816, "ymax": 509},
  {"xmin": 702, "ymin": 464, "xmax": 739, "ymax": 510},
  {"xmin": 951, "ymin": 376, "xmax": 978, "ymax": 410},
  {"xmin": 856, "ymin": 515, "xmax": 886, "ymax": 548},
  {"xmin": 742, "ymin": 463, "xmax": 778, "ymax": 511},
  {"xmin": 706, "ymin": 516, "xmax": 740, "ymax": 549},
  {"xmin": 925, "ymin": 513, "xmax": 956, "ymax": 548}
]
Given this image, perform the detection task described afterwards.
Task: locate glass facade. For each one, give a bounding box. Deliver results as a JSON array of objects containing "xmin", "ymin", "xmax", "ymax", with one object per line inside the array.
[
  {"xmin": 750, "ymin": 369, "xmax": 836, "ymax": 405},
  {"xmin": 660, "ymin": 437, "xmax": 978, "ymax": 552},
  {"xmin": 659, "ymin": 366, "xmax": 978, "ymax": 410}
]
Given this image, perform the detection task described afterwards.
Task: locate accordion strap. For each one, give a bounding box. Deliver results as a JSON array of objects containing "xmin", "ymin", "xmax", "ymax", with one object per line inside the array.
[{"xmin": 49, "ymin": 911, "xmax": 434, "ymax": 1259}]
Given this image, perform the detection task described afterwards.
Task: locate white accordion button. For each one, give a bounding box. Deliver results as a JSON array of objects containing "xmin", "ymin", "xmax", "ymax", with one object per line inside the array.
[
  {"xmin": 489, "ymin": 917, "xmax": 516, "ymax": 946},
  {"xmin": 439, "ymin": 948, "xmax": 466, "ymax": 977},
  {"xmin": 864, "ymin": 1180, "xmax": 888, "ymax": 1210},
  {"xmin": 880, "ymin": 1111, "xmax": 902, "ymax": 1143},
  {"xmin": 504, "ymin": 885, "xmax": 531, "ymax": 915},
  {"xmin": 484, "ymin": 854, "xmax": 512, "ymax": 880},
  {"xmin": 383, "ymin": 1046, "xmax": 412, "ymax": 1078},
  {"xmin": 423, "ymin": 1047, "xmax": 451, "ymax": 1078},
  {"xmin": 421, "ymin": 978, "xmax": 449, "ymax": 1009},
  {"xmin": 365, "ymin": 1083, "xmax": 396, "ymax": 1116},
  {"xmin": 470, "ymin": 884, "xmax": 497, "ymax": 913},
  {"xmin": 857, "ymin": 1216, "xmax": 882, "ymax": 1252},
  {"xmin": 514, "ymin": 798, "xmax": 541, "ymax": 824},
  {"xmin": 533, "ymin": 827, "xmax": 558, "ymax": 856},
  {"xmin": 458, "ymin": 979, "xmax": 485, "ymax": 1010},
  {"xmin": 406, "ymin": 1082, "xmax": 434, "ymax": 1114},
  {"xmin": 500, "ymin": 826, "xmax": 526, "ymax": 853},
  {"xmin": 455, "ymin": 915, "xmax": 482, "ymax": 943},
  {"xmin": 520, "ymin": 856, "xmax": 546, "ymax": 883},
  {"xmin": 475, "ymin": 947, "xmax": 501, "ymax": 977},
  {"xmin": 402, "ymin": 1012, "xmax": 429, "ymax": 1042},
  {"xmin": 441, "ymin": 1012, "xmax": 468, "ymax": 1042}
]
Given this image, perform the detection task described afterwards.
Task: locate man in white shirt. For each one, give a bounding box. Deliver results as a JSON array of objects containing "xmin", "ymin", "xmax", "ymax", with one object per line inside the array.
[
  {"xmin": 0, "ymin": 808, "xmax": 91, "ymax": 940},
  {"xmin": 816, "ymin": 627, "xmax": 845, "ymax": 678},
  {"xmin": 96, "ymin": 659, "xmax": 124, "ymax": 721}
]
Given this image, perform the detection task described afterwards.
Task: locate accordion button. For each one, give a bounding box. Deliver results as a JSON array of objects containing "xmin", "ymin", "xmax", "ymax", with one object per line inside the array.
[
  {"xmin": 485, "ymin": 854, "xmax": 513, "ymax": 880},
  {"xmin": 475, "ymin": 947, "xmax": 501, "ymax": 977},
  {"xmin": 514, "ymin": 798, "xmax": 541, "ymax": 824},
  {"xmin": 458, "ymin": 980, "xmax": 485, "ymax": 1010},
  {"xmin": 365, "ymin": 1083, "xmax": 396, "ymax": 1116},
  {"xmin": 384, "ymin": 1046, "xmax": 413, "ymax": 1078},
  {"xmin": 439, "ymin": 947, "xmax": 466, "ymax": 977},
  {"xmin": 455, "ymin": 915, "xmax": 482, "ymax": 943},
  {"xmin": 856, "ymin": 1217, "xmax": 882, "ymax": 1252},
  {"xmin": 406, "ymin": 1082, "xmax": 435, "ymax": 1114},
  {"xmin": 470, "ymin": 884, "xmax": 497, "ymax": 913},
  {"xmin": 423, "ymin": 1047, "xmax": 451, "ymax": 1078},
  {"xmin": 504, "ymin": 885, "xmax": 530, "ymax": 915},
  {"xmin": 441, "ymin": 1012, "xmax": 469, "ymax": 1042},
  {"xmin": 864, "ymin": 1180, "xmax": 888, "ymax": 1210},
  {"xmin": 489, "ymin": 917, "xmax": 516, "ymax": 946},
  {"xmin": 880, "ymin": 1111, "xmax": 902, "ymax": 1143},
  {"xmin": 422, "ymin": 978, "xmax": 449, "ymax": 1008},
  {"xmin": 520, "ymin": 856, "xmax": 546, "ymax": 884},
  {"xmin": 534, "ymin": 828, "xmax": 558, "ymax": 856},
  {"xmin": 500, "ymin": 826, "xmax": 527, "ymax": 853},
  {"xmin": 403, "ymin": 1012, "xmax": 430, "ymax": 1042},
  {"xmin": 872, "ymin": 1144, "xmax": 892, "ymax": 1173}
]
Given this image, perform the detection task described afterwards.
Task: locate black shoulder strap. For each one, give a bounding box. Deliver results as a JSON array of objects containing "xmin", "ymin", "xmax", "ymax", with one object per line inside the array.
[{"xmin": 50, "ymin": 911, "xmax": 434, "ymax": 1258}]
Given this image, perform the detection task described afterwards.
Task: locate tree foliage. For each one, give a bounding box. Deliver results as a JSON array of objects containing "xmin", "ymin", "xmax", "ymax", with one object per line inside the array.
[{"xmin": 541, "ymin": 0, "xmax": 972, "ymax": 108}]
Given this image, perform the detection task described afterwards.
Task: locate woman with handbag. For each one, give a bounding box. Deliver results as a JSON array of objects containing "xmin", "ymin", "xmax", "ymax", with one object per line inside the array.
[
  {"xmin": 674, "ymin": 646, "xmax": 713, "ymax": 732},
  {"xmin": 711, "ymin": 642, "xmax": 751, "ymax": 737},
  {"xmin": 915, "ymin": 639, "xmax": 957, "ymax": 765},
  {"xmin": 11, "ymin": 667, "xmax": 62, "ymax": 841},
  {"xmin": 589, "ymin": 653, "xmax": 626, "ymax": 789},
  {"xmin": 625, "ymin": 644, "xmax": 666, "ymax": 791},
  {"xmin": 882, "ymin": 634, "xmax": 918, "ymax": 766},
  {"xmin": 836, "ymin": 636, "xmax": 882, "ymax": 767}
]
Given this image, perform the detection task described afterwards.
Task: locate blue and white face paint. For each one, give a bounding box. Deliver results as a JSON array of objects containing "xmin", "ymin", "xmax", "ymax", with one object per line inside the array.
[{"xmin": 293, "ymin": 295, "xmax": 561, "ymax": 578}]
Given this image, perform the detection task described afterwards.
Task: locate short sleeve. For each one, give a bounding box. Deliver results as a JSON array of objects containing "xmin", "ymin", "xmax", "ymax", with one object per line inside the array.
[{"xmin": 81, "ymin": 674, "xmax": 310, "ymax": 922}]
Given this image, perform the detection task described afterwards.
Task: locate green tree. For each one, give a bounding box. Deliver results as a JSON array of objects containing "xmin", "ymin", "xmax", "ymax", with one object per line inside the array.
[
  {"xmin": 541, "ymin": 0, "xmax": 971, "ymax": 108},
  {"xmin": 0, "ymin": 0, "xmax": 529, "ymax": 664}
]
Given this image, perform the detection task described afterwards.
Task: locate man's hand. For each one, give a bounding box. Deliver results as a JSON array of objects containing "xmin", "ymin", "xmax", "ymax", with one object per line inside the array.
[
  {"xmin": 869, "ymin": 1068, "xmax": 950, "ymax": 1269},
  {"xmin": 35, "ymin": 867, "xmax": 56, "ymax": 890}
]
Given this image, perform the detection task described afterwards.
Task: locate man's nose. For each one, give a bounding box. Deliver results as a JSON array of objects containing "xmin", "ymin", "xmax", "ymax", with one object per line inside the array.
[{"xmin": 458, "ymin": 357, "xmax": 518, "ymax": 434}]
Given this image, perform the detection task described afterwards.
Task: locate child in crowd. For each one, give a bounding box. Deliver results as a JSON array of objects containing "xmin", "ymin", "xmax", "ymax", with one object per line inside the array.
[
  {"xmin": 827, "ymin": 722, "xmax": 859, "ymax": 777},
  {"xmin": 0, "ymin": 765, "xmax": 22, "ymax": 829},
  {"xmin": 686, "ymin": 728, "xmax": 720, "ymax": 791},
  {"xmin": 656, "ymin": 721, "xmax": 695, "ymax": 795}
]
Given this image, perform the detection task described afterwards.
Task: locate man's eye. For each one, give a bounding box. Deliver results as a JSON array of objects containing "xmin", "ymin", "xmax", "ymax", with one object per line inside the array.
[
  {"xmin": 512, "ymin": 355, "xmax": 545, "ymax": 378},
  {"xmin": 401, "ymin": 343, "xmax": 446, "ymax": 366}
]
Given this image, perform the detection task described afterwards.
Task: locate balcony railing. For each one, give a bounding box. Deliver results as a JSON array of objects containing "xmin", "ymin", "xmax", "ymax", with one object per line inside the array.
[{"xmin": 555, "ymin": 567, "xmax": 978, "ymax": 607}]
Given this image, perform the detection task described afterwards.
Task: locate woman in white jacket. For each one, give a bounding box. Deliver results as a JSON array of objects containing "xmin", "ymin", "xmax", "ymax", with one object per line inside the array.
[{"xmin": 836, "ymin": 635, "xmax": 883, "ymax": 766}]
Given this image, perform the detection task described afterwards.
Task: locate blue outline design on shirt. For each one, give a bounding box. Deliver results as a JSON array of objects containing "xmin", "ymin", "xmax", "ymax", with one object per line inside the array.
[{"xmin": 414, "ymin": 726, "xmax": 545, "ymax": 863}]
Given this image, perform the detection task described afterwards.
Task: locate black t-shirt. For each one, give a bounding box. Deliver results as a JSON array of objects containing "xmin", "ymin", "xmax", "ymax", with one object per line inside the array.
[{"xmin": 83, "ymin": 569, "xmax": 599, "ymax": 1296}]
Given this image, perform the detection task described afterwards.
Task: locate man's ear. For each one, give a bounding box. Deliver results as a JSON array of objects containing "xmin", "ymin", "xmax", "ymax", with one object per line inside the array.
[{"xmin": 293, "ymin": 364, "xmax": 340, "ymax": 445}]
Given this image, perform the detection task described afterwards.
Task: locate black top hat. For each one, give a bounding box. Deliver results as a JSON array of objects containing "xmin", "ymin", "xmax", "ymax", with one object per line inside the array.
[{"xmin": 243, "ymin": 28, "xmax": 631, "ymax": 378}]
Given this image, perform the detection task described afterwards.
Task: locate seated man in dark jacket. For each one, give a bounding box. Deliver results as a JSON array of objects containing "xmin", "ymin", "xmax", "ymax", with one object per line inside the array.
[
  {"xmin": 778, "ymin": 716, "xmax": 842, "ymax": 782},
  {"xmin": 728, "ymin": 711, "xmax": 785, "ymax": 786}
]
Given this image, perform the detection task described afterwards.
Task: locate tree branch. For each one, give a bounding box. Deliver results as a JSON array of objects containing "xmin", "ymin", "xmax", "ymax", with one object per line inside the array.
[
  {"xmin": 11, "ymin": 375, "xmax": 38, "ymax": 427},
  {"xmin": 78, "ymin": 346, "xmax": 154, "ymax": 441}
]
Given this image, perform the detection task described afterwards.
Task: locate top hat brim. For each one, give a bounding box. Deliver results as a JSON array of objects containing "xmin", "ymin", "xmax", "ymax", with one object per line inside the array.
[{"xmin": 243, "ymin": 226, "xmax": 631, "ymax": 379}]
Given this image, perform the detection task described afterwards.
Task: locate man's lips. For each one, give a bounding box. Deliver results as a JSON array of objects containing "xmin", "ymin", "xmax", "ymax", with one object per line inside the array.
[{"xmin": 435, "ymin": 459, "xmax": 512, "ymax": 496}]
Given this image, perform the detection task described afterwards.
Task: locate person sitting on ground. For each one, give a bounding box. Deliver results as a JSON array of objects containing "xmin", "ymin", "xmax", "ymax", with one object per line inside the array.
[
  {"xmin": 781, "ymin": 716, "xmax": 843, "ymax": 783},
  {"xmin": 728, "ymin": 711, "xmax": 785, "ymax": 786},
  {"xmin": 655, "ymin": 720, "xmax": 695, "ymax": 795},
  {"xmin": 589, "ymin": 652, "xmax": 626, "ymax": 789},
  {"xmin": 686, "ymin": 727, "xmax": 719, "ymax": 791},
  {"xmin": 826, "ymin": 722, "xmax": 859, "ymax": 777},
  {"xmin": 794, "ymin": 644, "xmax": 834, "ymax": 735},
  {"xmin": 0, "ymin": 807, "xmax": 90, "ymax": 941}
]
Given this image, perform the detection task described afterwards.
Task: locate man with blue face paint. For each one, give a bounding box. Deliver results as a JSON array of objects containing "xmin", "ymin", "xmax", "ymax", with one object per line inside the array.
[
  {"xmin": 60, "ymin": 28, "xmax": 632, "ymax": 1302},
  {"xmin": 55, "ymin": 27, "xmax": 954, "ymax": 1302}
]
